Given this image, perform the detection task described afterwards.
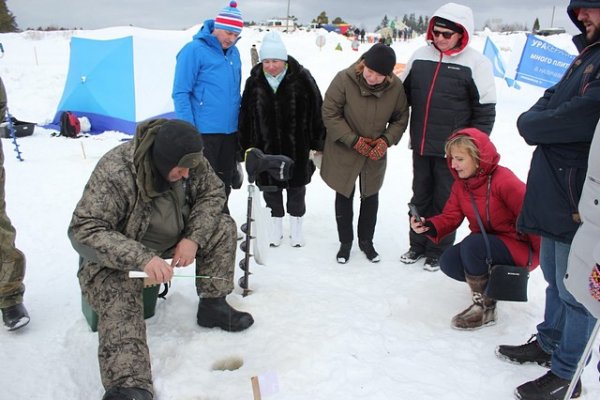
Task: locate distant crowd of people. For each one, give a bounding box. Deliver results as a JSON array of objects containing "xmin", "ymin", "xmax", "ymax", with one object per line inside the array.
[{"xmin": 2, "ymin": 1, "xmax": 600, "ymax": 400}]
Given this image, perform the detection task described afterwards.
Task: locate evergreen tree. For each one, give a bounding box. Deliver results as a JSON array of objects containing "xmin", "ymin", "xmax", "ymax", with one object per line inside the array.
[
  {"xmin": 417, "ymin": 15, "xmax": 425, "ymax": 33},
  {"xmin": 381, "ymin": 14, "xmax": 389, "ymax": 28},
  {"xmin": 313, "ymin": 11, "xmax": 329, "ymax": 25},
  {"xmin": 408, "ymin": 13, "xmax": 417, "ymax": 30},
  {"xmin": 0, "ymin": 0, "xmax": 18, "ymax": 32},
  {"xmin": 533, "ymin": 17, "xmax": 540, "ymax": 32}
]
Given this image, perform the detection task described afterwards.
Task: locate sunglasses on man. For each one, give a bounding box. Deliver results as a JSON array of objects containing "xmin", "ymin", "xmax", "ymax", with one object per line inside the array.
[{"xmin": 432, "ymin": 30, "xmax": 456, "ymax": 39}]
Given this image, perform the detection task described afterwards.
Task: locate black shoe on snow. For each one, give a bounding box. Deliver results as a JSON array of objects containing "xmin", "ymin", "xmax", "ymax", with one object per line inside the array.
[
  {"xmin": 399, "ymin": 249, "xmax": 424, "ymax": 264},
  {"xmin": 496, "ymin": 334, "xmax": 552, "ymax": 367},
  {"xmin": 2, "ymin": 303, "xmax": 30, "ymax": 331},
  {"xmin": 515, "ymin": 371, "xmax": 581, "ymax": 399},
  {"xmin": 336, "ymin": 242, "xmax": 352, "ymax": 264},
  {"xmin": 197, "ymin": 296, "xmax": 254, "ymax": 332},
  {"xmin": 359, "ymin": 240, "xmax": 380, "ymax": 262},
  {"xmin": 102, "ymin": 387, "xmax": 153, "ymax": 400},
  {"xmin": 423, "ymin": 256, "xmax": 440, "ymax": 271}
]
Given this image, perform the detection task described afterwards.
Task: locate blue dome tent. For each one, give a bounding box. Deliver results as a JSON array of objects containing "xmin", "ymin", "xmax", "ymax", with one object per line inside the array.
[{"xmin": 52, "ymin": 32, "xmax": 187, "ymax": 134}]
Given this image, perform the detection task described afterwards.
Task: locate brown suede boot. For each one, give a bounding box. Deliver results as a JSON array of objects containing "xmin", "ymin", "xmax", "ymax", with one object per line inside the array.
[{"xmin": 451, "ymin": 274, "xmax": 497, "ymax": 330}]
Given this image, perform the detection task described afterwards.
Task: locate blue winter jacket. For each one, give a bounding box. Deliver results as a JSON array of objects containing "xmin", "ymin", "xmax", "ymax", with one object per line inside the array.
[
  {"xmin": 172, "ymin": 20, "xmax": 241, "ymax": 135},
  {"xmin": 517, "ymin": 10, "xmax": 600, "ymax": 243}
]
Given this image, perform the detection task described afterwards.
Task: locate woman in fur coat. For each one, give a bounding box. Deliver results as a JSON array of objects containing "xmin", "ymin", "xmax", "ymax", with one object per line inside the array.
[
  {"xmin": 411, "ymin": 128, "xmax": 540, "ymax": 330},
  {"xmin": 238, "ymin": 31, "xmax": 325, "ymax": 248}
]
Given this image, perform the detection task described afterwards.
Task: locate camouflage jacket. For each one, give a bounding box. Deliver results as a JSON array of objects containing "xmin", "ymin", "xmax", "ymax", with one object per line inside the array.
[
  {"xmin": 0, "ymin": 76, "xmax": 7, "ymax": 118},
  {"xmin": 68, "ymin": 122, "xmax": 226, "ymax": 286}
]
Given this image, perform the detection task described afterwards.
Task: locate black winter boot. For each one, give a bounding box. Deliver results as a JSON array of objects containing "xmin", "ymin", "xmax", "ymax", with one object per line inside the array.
[
  {"xmin": 515, "ymin": 370, "xmax": 581, "ymax": 399},
  {"xmin": 102, "ymin": 387, "xmax": 153, "ymax": 400},
  {"xmin": 358, "ymin": 240, "xmax": 380, "ymax": 262},
  {"xmin": 336, "ymin": 242, "xmax": 352, "ymax": 264},
  {"xmin": 496, "ymin": 334, "xmax": 552, "ymax": 367},
  {"xmin": 1, "ymin": 303, "xmax": 30, "ymax": 331},
  {"xmin": 197, "ymin": 296, "xmax": 254, "ymax": 332}
]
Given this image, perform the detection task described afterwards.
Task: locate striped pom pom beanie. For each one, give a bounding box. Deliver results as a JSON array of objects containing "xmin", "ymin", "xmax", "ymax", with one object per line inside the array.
[{"xmin": 214, "ymin": 1, "xmax": 243, "ymax": 34}]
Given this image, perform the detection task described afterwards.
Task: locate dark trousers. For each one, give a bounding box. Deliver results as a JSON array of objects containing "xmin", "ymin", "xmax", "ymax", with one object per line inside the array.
[
  {"xmin": 440, "ymin": 233, "xmax": 515, "ymax": 281},
  {"xmin": 335, "ymin": 186, "xmax": 378, "ymax": 244},
  {"xmin": 409, "ymin": 153, "xmax": 455, "ymax": 258},
  {"xmin": 263, "ymin": 186, "xmax": 306, "ymax": 218},
  {"xmin": 202, "ymin": 133, "xmax": 237, "ymax": 214}
]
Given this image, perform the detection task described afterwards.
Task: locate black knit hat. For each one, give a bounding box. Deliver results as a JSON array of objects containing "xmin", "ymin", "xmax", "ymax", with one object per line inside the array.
[
  {"xmin": 363, "ymin": 43, "xmax": 396, "ymax": 76},
  {"xmin": 152, "ymin": 119, "xmax": 204, "ymax": 180},
  {"xmin": 433, "ymin": 17, "xmax": 463, "ymax": 34}
]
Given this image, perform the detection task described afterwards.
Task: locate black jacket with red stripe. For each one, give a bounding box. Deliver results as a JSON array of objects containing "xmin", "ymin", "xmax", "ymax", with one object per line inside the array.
[{"xmin": 401, "ymin": 2, "xmax": 496, "ymax": 157}]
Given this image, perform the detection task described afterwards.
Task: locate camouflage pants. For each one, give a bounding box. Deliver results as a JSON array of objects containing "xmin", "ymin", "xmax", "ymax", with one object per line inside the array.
[
  {"xmin": 81, "ymin": 213, "xmax": 236, "ymax": 394},
  {"xmin": 0, "ymin": 139, "xmax": 26, "ymax": 309}
]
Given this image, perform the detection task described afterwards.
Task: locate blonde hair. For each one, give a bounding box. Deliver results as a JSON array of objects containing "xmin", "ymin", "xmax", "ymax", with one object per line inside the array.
[{"xmin": 445, "ymin": 134, "xmax": 480, "ymax": 165}]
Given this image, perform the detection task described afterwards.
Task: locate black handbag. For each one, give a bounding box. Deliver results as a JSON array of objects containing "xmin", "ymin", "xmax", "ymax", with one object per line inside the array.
[
  {"xmin": 486, "ymin": 264, "xmax": 530, "ymax": 302},
  {"xmin": 470, "ymin": 192, "xmax": 530, "ymax": 302}
]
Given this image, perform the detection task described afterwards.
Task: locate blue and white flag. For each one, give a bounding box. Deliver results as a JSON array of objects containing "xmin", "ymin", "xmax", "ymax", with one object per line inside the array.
[
  {"xmin": 514, "ymin": 34, "xmax": 575, "ymax": 88},
  {"xmin": 483, "ymin": 37, "xmax": 506, "ymax": 78}
]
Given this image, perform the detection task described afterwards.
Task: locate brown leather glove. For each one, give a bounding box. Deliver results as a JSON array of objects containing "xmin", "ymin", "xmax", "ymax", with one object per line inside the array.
[
  {"xmin": 368, "ymin": 137, "xmax": 388, "ymax": 161},
  {"xmin": 353, "ymin": 137, "xmax": 374, "ymax": 157}
]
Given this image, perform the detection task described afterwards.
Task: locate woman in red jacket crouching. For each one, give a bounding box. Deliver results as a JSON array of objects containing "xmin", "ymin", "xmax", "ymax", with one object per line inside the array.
[{"xmin": 410, "ymin": 128, "xmax": 540, "ymax": 330}]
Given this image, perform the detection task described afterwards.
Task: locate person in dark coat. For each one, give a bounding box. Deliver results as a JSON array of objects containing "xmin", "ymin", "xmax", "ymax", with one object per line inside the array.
[
  {"xmin": 496, "ymin": 2, "xmax": 600, "ymax": 399},
  {"xmin": 400, "ymin": 2, "xmax": 496, "ymax": 271},
  {"xmin": 411, "ymin": 129, "xmax": 540, "ymax": 330},
  {"xmin": 321, "ymin": 43, "xmax": 409, "ymax": 264},
  {"xmin": 238, "ymin": 31, "xmax": 326, "ymax": 247}
]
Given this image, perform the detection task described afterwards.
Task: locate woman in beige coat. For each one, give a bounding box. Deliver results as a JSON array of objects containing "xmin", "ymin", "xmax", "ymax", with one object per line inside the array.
[{"xmin": 321, "ymin": 44, "xmax": 409, "ymax": 263}]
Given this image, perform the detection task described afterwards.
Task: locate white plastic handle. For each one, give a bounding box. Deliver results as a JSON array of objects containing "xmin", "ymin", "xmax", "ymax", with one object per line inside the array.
[{"xmin": 129, "ymin": 271, "xmax": 149, "ymax": 278}]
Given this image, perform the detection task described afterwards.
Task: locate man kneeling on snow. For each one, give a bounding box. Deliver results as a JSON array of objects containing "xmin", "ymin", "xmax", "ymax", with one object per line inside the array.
[{"xmin": 68, "ymin": 119, "xmax": 253, "ymax": 400}]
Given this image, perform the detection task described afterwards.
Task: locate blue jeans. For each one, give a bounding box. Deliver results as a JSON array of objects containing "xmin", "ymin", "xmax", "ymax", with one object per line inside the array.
[{"xmin": 536, "ymin": 237, "xmax": 597, "ymax": 380}]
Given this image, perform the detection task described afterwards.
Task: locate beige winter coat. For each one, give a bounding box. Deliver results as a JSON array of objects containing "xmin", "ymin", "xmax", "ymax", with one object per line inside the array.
[{"xmin": 320, "ymin": 61, "xmax": 409, "ymax": 198}]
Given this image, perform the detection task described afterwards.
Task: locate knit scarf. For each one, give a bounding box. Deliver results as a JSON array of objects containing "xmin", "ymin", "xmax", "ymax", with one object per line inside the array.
[
  {"xmin": 264, "ymin": 65, "xmax": 288, "ymax": 93},
  {"xmin": 132, "ymin": 118, "xmax": 170, "ymax": 203}
]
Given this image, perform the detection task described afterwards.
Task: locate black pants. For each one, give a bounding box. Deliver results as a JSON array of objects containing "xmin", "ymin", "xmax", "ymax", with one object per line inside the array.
[
  {"xmin": 440, "ymin": 233, "xmax": 515, "ymax": 281},
  {"xmin": 263, "ymin": 186, "xmax": 306, "ymax": 218},
  {"xmin": 335, "ymin": 186, "xmax": 378, "ymax": 244},
  {"xmin": 202, "ymin": 133, "xmax": 237, "ymax": 214},
  {"xmin": 409, "ymin": 153, "xmax": 455, "ymax": 258}
]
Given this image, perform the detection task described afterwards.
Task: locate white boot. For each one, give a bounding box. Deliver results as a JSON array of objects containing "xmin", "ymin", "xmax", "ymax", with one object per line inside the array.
[
  {"xmin": 289, "ymin": 216, "xmax": 305, "ymax": 247},
  {"xmin": 269, "ymin": 217, "xmax": 283, "ymax": 247}
]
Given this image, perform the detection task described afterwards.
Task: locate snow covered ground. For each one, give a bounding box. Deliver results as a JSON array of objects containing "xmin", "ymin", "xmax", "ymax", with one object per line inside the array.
[{"xmin": 0, "ymin": 26, "xmax": 598, "ymax": 399}]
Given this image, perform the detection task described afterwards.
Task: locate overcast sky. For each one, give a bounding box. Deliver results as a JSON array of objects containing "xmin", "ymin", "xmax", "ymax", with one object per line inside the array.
[{"xmin": 8, "ymin": 0, "xmax": 577, "ymax": 34}]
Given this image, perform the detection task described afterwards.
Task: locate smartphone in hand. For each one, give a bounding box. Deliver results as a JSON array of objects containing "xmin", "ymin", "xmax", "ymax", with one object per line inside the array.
[{"xmin": 408, "ymin": 203, "xmax": 422, "ymax": 223}]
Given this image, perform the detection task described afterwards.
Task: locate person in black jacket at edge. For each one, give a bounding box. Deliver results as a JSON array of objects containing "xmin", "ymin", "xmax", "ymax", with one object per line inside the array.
[{"xmin": 496, "ymin": 2, "xmax": 600, "ymax": 399}]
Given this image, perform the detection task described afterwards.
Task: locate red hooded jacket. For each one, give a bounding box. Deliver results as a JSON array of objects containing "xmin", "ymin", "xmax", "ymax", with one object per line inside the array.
[{"xmin": 427, "ymin": 128, "xmax": 540, "ymax": 270}]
